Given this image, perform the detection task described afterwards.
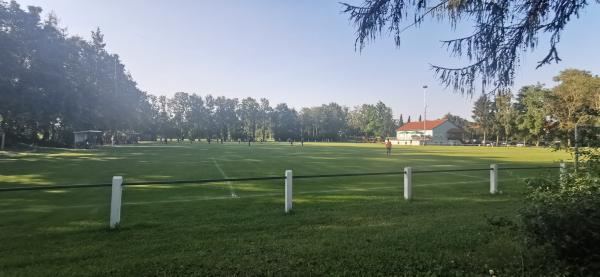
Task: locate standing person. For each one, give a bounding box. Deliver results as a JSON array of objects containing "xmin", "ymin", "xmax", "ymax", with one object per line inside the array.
[{"xmin": 385, "ymin": 138, "xmax": 392, "ymax": 156}]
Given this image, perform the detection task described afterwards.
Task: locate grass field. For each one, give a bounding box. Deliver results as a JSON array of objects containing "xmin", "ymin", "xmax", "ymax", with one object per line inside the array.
[{"xmin": 0, "ymin": 142, "xmax": 570, "ymax": 276}]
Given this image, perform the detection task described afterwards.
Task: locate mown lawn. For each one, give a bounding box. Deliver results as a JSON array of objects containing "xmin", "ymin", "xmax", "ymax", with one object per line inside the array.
[{"xmin": 0, "ymin": 142, "xmax": 570, "ymax": 276}]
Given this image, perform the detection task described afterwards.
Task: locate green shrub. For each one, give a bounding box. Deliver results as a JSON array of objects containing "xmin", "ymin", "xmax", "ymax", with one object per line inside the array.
[{"xmin": 520, "ymin": 170, "xmax": 600, "ymax": 273}]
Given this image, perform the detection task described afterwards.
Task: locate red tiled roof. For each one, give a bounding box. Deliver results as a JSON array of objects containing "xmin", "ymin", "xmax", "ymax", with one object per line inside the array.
[{"xmin": 396, "ymin": 119, "xmax": 447, "ymax": 131}]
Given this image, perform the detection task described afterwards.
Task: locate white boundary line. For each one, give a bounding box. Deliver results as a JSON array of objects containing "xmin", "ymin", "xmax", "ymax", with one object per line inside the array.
[
  {"xmin": 212, "ymin": 158, "xmax": 238, "ymax": 198},
  {"xmin": 0, "ymin": 177, "xmax": 527, "ymax": 213}
]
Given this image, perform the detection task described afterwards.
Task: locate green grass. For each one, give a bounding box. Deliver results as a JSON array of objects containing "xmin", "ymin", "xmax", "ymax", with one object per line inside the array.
[{"xmin": 0, "ymin": 142, "xmax": 570, "ymax": 276}]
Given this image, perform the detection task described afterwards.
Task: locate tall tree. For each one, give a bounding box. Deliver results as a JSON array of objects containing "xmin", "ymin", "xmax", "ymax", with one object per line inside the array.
[
  {"xmin": 213, "ymin": 96, "xmax": 240, "ymax": 141},
  {"xmin": 472, "ymin": 95, "xmax": 494, "ymax": 143},
  {"xmin": 494, "ymin": 91, "xmax": 517, "ymax": 145},
  {"xmin": 168, "ymin": 92, "xmax": 192, "ymax": 140},
  {"xmin": 374, "ymin": 101, "xmax": 395, "ymax": 139},
  {"xmin": 516, "ymin": 85, "xmax": 550, "ymax": 146},
  {"xmin": 188, "ymin": 94, "xmax": 208, "ymax": 141},
  {"xmin": 547, "ymin": 69, "xmax": 600, "ymax": 146},
  {"xmin": 258, "ymin": 98, "xmax": 272, "ymax": 141},
  {"xmin": 271, "ymin": 103, "xmax": 299, "ymax": 141},
  {"xmin": 0, "ymin": 2, "xmax": 150, "ymax": 146},
  {"xmin": 238, "ymin": 97, "xmax": 260, "ymax": 140}
]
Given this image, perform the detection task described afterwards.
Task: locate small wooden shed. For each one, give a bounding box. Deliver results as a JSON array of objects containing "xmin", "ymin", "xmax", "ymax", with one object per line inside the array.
[{"xmin": 73, "ymin": 130, "xmax": 103, "ymax": 149}]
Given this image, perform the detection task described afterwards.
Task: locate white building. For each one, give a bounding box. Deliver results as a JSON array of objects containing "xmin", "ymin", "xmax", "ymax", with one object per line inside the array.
[{"xmin": 395, "ymin": 119, "xmax": 463, "ymax": 146}]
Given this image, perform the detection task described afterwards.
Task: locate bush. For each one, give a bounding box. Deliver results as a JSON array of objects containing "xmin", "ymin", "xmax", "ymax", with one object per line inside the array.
[{"xmin": 520, "ymin": 169, "xmax": 600, "ymax": 273}]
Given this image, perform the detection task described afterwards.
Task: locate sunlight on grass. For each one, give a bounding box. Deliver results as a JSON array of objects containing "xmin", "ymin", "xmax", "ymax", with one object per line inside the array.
[
  {"xmin": 45, "ymin": 190, "xmax": 68, "ymax": 194},
  {"xmin": 0, "ymin": 143, "xmax": 573, "ymax": 276},
  {"xmin": 0, "ymin": 174, "xmax": 52, "ymax": 185},
  {"xmin": 47, "ymin": 152, "xmax": 98, "ymax": 158},
  {"xmin": 44, "ymin": 220, "xmax": 104, "ymax": 233}
]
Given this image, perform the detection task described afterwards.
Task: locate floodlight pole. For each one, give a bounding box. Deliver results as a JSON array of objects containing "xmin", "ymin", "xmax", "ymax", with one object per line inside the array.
[{"xmin": 422, "ymin": 85, "xmax": 428, "ymax": 142}]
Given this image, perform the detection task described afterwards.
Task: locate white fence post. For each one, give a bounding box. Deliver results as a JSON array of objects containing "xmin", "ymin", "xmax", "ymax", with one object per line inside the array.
[
  {"xmin": 559, "ymin": 162, "xmax": 567, "ymax": 182},
  {"xmin": 404, "ymin": 167, "xmax": 412, "ymax": 200},
  {"xmin": 560, "ymin": 162, "xmax": 566, "ymax": 175},
  {"xmin": 0, "ymin": 132, "xmax": 5, "ymax": 150},
  {"xmin": 285, "ymin": 170, "xmax": 293, "ymax": 213},
  {"xmin": 110, "ymin": 176, "xmax": 123, "ymax": 229},
  {"xmin": 490, "ymin": 164, "xmax": 498, "ymax": 194}
]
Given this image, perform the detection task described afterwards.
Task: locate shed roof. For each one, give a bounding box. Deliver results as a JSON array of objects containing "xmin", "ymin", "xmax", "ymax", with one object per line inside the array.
[{"xmin": 396, "ymin": 119, "xmax": 448, "ymax": 131}]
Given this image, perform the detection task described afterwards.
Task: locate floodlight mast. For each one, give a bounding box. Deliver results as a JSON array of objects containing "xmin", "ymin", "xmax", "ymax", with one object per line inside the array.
[{"xmin": 423, "ymin": 85, "xmax": 428, "ymax": 141}]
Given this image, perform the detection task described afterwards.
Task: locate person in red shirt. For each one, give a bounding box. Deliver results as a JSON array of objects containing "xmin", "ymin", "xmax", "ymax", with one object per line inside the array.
[{"xmin": 385, "ymin": 139, "xmax": 392, "ymax": 156}]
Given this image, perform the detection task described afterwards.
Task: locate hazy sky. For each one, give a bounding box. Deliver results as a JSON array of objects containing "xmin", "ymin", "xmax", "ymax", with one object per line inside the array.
[{"xmin": 16, "ymin": 0, "xmax": 600, "ymax": 119}]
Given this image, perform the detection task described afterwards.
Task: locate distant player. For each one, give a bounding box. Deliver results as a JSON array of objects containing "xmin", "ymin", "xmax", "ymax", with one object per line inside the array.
[{"xmin": 385, "ymin": 138, "xmax": 392, "ymax": 156}]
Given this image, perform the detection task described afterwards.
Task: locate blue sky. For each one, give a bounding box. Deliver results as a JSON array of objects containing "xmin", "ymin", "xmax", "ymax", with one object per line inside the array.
[{"xmin": 17, "ymin": 0, "xmax": 600, "ymax": 119}]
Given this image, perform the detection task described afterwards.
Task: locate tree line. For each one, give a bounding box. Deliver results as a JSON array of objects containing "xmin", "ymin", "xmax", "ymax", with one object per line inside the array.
[
  {"xmin": 0, "ymin": 2, "xmax": 401, "ymax": 146},
  {"xmin": 146, "ymin": 93, "xmax": 398, "ymax": 143},
  {"xmin": 2, "ymin": 2, "xmax": 598, "ymax": 148},
  {"xmin": 467, "ymin": 69, "xmax": 600, "ymax": 146}
]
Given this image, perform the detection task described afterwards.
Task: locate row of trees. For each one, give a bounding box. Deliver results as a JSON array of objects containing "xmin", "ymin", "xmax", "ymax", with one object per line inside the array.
[
  {"xmin": 470, "ymin": 69, "xmax": 600, "ymax": 146},
  {"xmin": 0, "ymin": 2, "xmax": 401, "ymax": 146},
  {"xmin": 3, "ymin": 2, "xmax": 597, "ymax": 147},
  {"xmin": 145, "ymin": 92, "xmax": 398, "ymax": 143}
]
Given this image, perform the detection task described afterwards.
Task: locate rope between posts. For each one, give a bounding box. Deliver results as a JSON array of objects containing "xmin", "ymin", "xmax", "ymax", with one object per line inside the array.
[
  {"xmin": 0, "ymin": 183, "xmax": 112, "ymax": 192},
  {"xmin": 497, "ymin": 166, "xmax": 561, "ymax": 170},
  {"xmin": 412, "ymin": 168, "xmax": 491, "ymax": 174},
  {"xmin": 0, "ymin": 165, "xmax": 563, "ymax": 192},
  {"xmin": 123, "ymin": 176, "xmax": 284, "ymax": 186},
  {"xmin": 294, "ymin": 171, "xmax": 405, "ymax": 179}
]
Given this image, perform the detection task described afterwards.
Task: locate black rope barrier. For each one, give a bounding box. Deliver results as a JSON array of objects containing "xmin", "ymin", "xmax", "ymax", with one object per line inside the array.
[
  {"xmin": 294, "ymin": 171, "xmax": 405, "ymax": 179},
  {"xmin": 0, "ymin": 165, "xmax": 562, "ymax": 193},
  {"xmin": 123, "ymin": 176, "xmax": 284, "ymax": 186},
  {"xmin": 412, "ymin": 168, "xmax": 491, "ymax": 174},
  {"xmin": 0, "ymin": 182, "xmax": 112, "ymax": 192},
  {"xmin": 0, "ymin": 176, "xmax": 285, "ymax": 192},
  {"xmin": 498, "ymin": 166, "xmax": 561, "ymax": 170}
]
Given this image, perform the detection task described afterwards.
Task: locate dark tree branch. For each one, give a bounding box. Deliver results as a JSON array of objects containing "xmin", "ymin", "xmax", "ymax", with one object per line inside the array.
[{"xmin": 342, "ymin": 0, "xmax": 595, "ymax": 95}]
